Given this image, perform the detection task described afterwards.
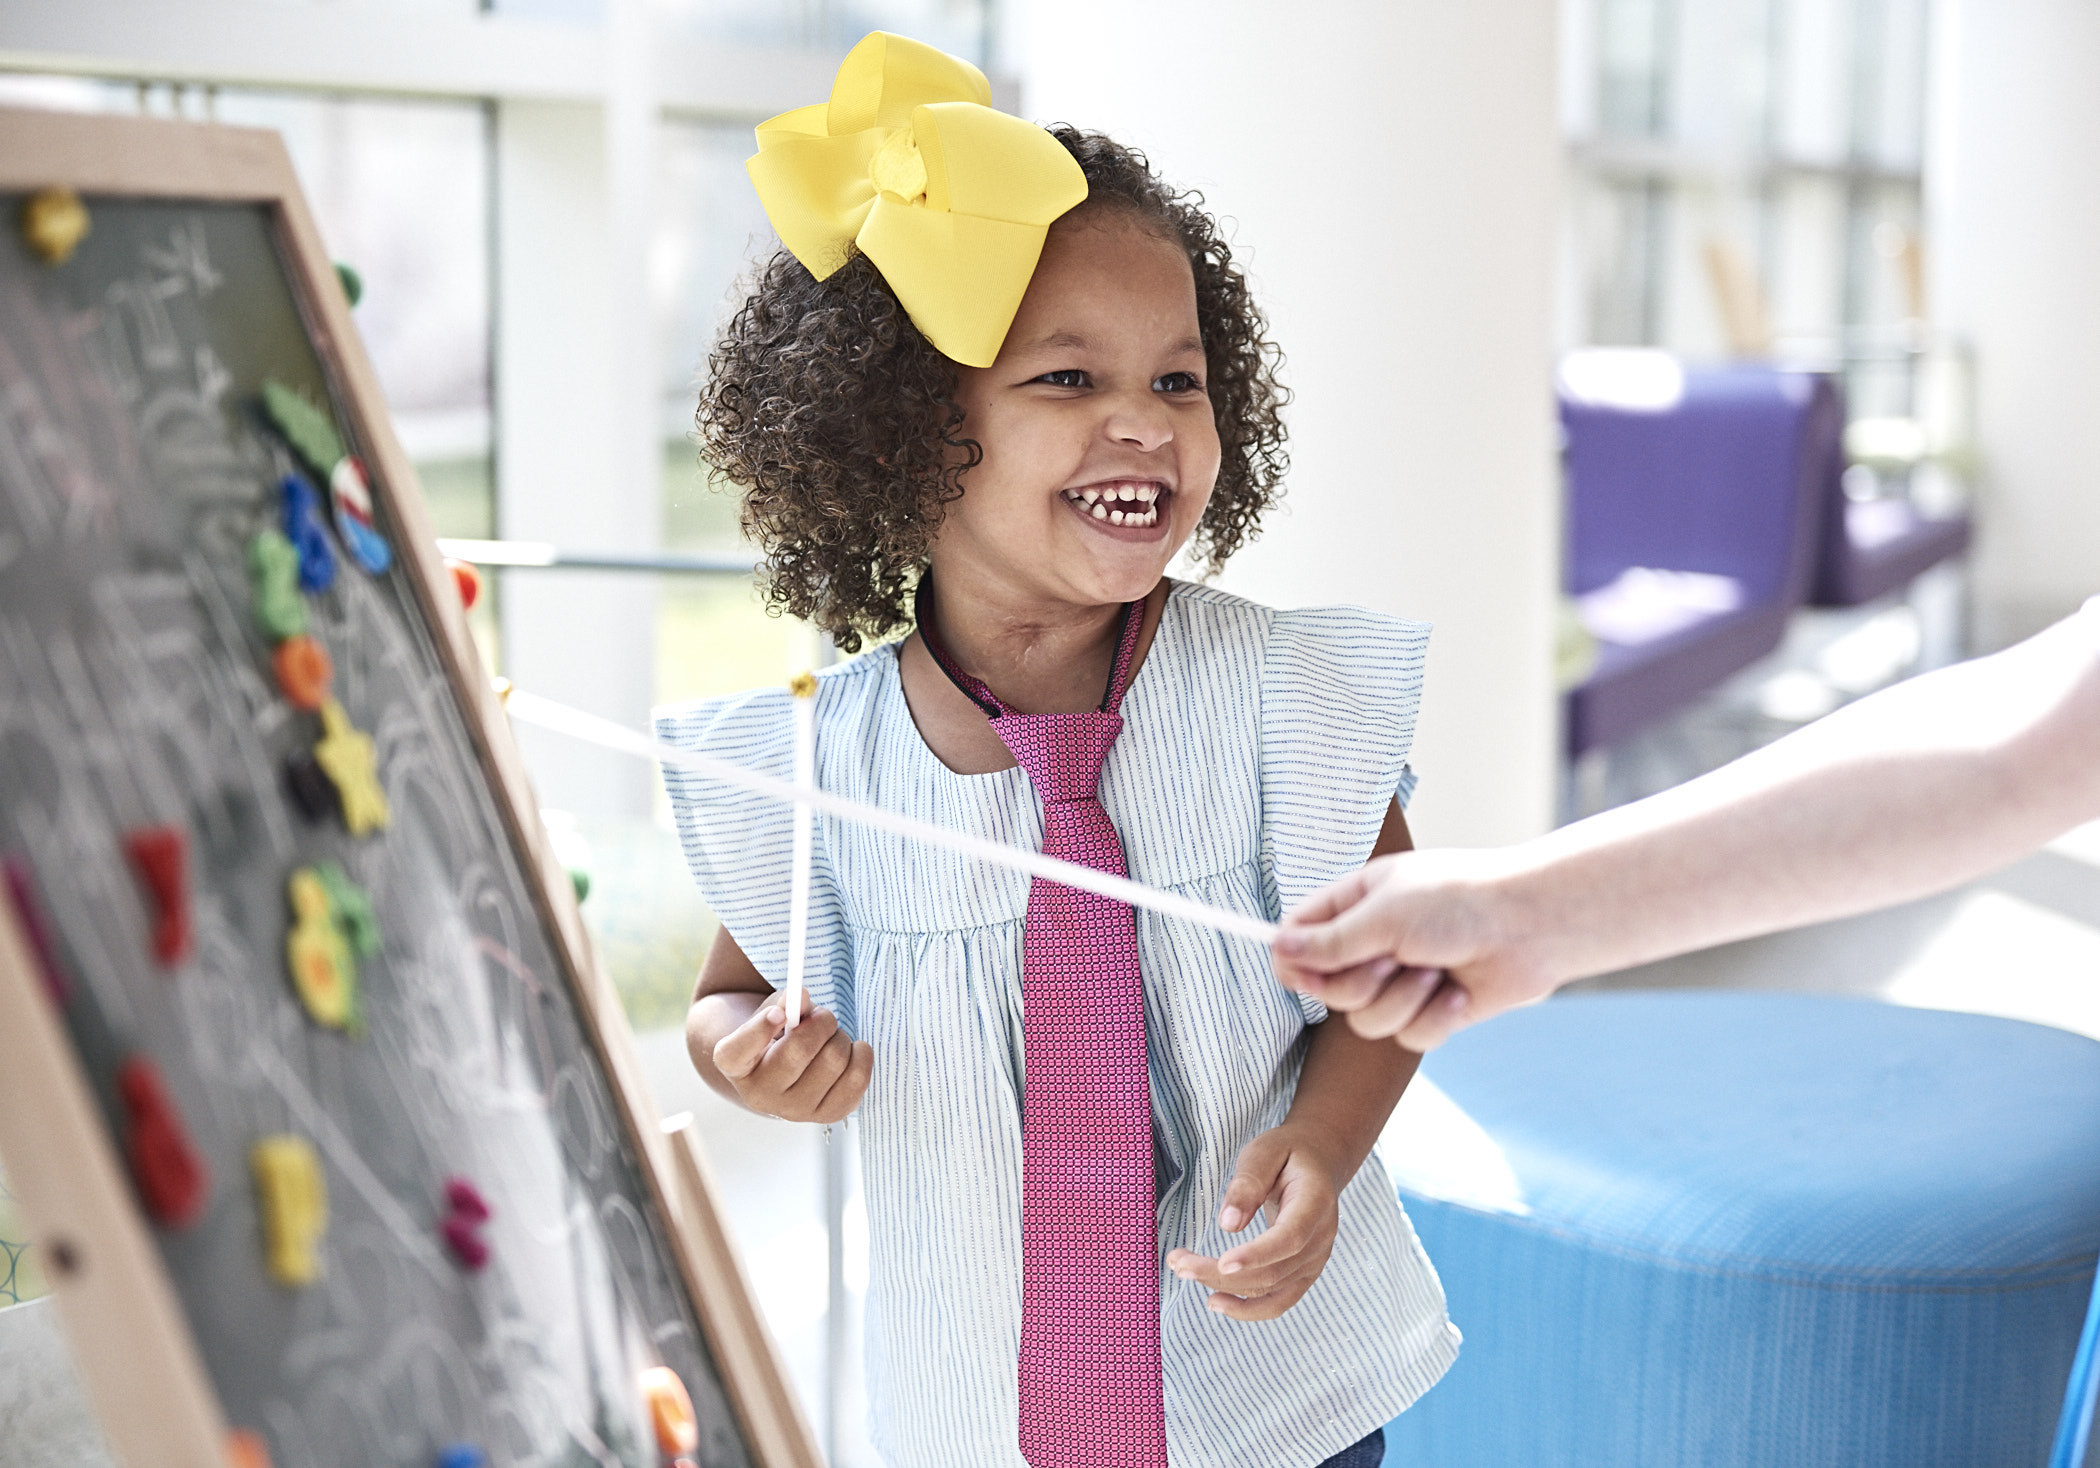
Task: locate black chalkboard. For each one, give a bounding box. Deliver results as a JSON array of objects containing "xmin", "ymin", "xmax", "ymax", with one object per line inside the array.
[{"xmin": 0, "ymin": 110, "xmax": 800, "ymax": 1468}]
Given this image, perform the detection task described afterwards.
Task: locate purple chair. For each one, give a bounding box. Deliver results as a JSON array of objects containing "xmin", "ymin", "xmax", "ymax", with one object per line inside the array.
[
  {"xmin": 1809, "ymin": 487, "xmax": 1972, "ymax": 607},
  {"xmin": 1562, "ymin": 361, "xmax": 1839, "ymax": 756}
]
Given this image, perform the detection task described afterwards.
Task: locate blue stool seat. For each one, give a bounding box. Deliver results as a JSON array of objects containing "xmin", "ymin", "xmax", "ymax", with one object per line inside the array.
[{"xmin": 1381, "ymin": 993, "xmax": 2100, "ymax": 1466}]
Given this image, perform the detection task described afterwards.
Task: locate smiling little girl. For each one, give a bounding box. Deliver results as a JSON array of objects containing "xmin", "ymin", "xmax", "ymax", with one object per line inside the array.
[{"xmin": 657, "ymin": 32, "xmax": 1458, "ymax": 1468}]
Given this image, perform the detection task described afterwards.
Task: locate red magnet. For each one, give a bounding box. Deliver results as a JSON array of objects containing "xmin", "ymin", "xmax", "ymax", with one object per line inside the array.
[
  {"xmin": 122, "ymin": 824, "xmax": 191, "ymax": 966},
  {"xmin": 116, "ymin": 1055, "xmax": 210, "ymax": 1227},
  {"xmin": 445, "ymin": 558, "xmax": 482, "ymax": 612},
  {"xmin": 440, "ymin": 1176, "xmax": 492, "ymax": 1271},
  {"xmin": 3, "ymin": 856, "xmax": 68, "ymax": 1005}
]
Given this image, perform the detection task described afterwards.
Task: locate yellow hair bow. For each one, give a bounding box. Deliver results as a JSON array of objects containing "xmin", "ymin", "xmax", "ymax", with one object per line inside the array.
[{"xmin": 746, "ymin": 32, "xmax": 1089, "ymax": 368}]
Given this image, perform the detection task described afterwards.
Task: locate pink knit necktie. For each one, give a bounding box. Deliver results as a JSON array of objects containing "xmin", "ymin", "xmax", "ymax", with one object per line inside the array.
[{"xmin": 917, "ymin": 582, "xmax": 1168, "ymax": 1468}]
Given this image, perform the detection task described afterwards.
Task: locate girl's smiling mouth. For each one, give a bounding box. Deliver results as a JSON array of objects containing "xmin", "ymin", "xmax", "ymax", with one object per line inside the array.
[{"xmin": 1060, "ymin": 478, "xmax": 1171, "ymax": 535}]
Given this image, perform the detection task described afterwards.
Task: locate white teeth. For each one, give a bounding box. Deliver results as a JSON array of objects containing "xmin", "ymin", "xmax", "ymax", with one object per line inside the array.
[
  {"xmin": 1110, "ymin": 510, "xmax": 1127, "ymax": 525},
  {"xmin": 1083, "ymin": 490, "xmax": 1100, "ymax": 505},
  {"xmin": 1091, "ymin": 503, "xmax": 1107, "ymax": 519}
]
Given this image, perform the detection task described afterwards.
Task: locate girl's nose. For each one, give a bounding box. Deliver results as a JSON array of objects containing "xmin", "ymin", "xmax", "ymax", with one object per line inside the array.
[{"xmin": 1105, "ymin": 391, "xmax": 1174, "ymax": 452}]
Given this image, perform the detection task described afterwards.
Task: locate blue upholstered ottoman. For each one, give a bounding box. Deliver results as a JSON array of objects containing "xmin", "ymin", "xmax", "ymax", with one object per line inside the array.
[{"xmin": 1380, "ymin": 993, "xmax": 2100, "ymax": 1466}]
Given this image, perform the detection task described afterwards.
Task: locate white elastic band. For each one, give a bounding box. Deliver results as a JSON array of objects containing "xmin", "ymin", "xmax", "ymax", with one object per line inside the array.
[{"xmin": 504, "ymin": 689, "xmax": 1281, "ymax": 947}]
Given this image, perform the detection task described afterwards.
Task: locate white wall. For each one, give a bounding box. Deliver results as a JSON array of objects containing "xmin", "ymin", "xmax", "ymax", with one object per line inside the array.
[
  {"xmin": 1929, "ymin": 0, "xmax": 2100, "ymax": 648},
  {"xmin": 1022, "ymin": 0, "xmax": 1563, "ymax": 845}
]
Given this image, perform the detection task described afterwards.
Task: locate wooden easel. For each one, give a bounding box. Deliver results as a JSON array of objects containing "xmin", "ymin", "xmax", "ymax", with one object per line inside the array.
[{"xmin": 0, "ymin": 104, "xmax": 819, "ymax": 1468}]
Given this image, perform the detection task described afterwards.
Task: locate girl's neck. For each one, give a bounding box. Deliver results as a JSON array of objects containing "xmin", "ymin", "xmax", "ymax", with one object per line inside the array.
[{"xmin": 924, "ymin": 565, "xmax": 1152, "ymax": 716}]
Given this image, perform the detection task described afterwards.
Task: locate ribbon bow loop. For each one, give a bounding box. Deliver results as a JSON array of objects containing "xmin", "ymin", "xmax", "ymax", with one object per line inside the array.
[{"xmin": 745, "ymin": 31, "xmax": 1089, "ymax": 367}]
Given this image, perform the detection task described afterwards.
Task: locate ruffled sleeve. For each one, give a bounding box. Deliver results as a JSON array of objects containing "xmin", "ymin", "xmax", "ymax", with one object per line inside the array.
[
  {"xmin": 1259, "ymin": 606, "xmax": 1431, "ymax": 1021},
  {"xmin": 653, "ymin": 685, "xmax": 856, "ymax": 1035}
]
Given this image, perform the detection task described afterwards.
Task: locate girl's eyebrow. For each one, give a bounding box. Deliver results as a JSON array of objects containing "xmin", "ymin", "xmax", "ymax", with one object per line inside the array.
[{"xmin": 1017, "ymin": 329, "xmax": 1206, "ymax": 356}]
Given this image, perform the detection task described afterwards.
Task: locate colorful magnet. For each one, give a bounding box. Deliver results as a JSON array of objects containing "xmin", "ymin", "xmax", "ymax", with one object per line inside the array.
[
  {"xmin": 329, "ymin": 458, "xmax": 392, "ymax": 575},
  {"xmin": 226, "ymin": 1429, "xmax": 274, "ymax": 1468},
  {"xmin": 116, "ymin": 1055, "xmax": 210, "ymax": 1228},
  {"xmin": 446, "ymin": 558, "xmax": 482, "ymax": 612},
  {"xmin": 122, "ymin": 824, "xmax": 191, "ymax": 966},
  {"xmin": 271, "ymin": 634, "xmax": 333, "ymax": 713},
  {"xmin": 435, "ymin": 1447, "xmax": 486, "ymax": 1468},
  {"xmin": 285, "ymin": 868, "xmax": 358, "ymax": 1032},
  {"xmin": 312, "ymin": 861, "xmax": 379, "ymax": 957},
  {"xmin": 250, "ymin": 1134, "xmax": 326, "ymax": 1287},
  {"xmin": 283, "ymin": 751, "xmax": 342, "ymax": 823},
  {"xmin": 279, "ymin": 474, "xmax": 337, "ymax": 594},
  {"xmin": 641, "ymin": 1367, "xmax": 698, "ymax": 1456},
  {"xmin": 439, "ymin": 1176, "xmax": 491, "ymax": 1271},
  {"xmin": 20, "ymin": 187, "xmax": 89, "ymax": 265},
  {"xmin": 313, "ymin": 700, "xmax": 390, "ymax": 836},
  {"xmin": 259, "ymin": 379, "xmax": 346, "ymax": 483},
  {"xmin": 334, "ymin": 261, "xmax": 362, "ymax": 308},
  {"xmin": 3, "ymin": 856, "xmax": 68, "ymax": 1005},
  {"xmin": 247, "ymin": 529, "xmax": 307, "ymax": 641}
]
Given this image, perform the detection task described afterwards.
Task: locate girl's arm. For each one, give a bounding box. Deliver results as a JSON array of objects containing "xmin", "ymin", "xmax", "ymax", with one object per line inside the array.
[
  {"xmin": 685, "ymin": 928, "xmax": 873, "ymax": 1124},
  {"xmin": 1276, "ymin": 603, "xmax": 2100, "ymax": 1051},
  {"xmin": 1167, "ymin": 802, "xmax": 1422, "ymax": 1320}
]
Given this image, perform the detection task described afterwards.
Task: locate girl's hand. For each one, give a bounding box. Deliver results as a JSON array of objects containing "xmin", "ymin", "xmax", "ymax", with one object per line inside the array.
[
  {"xmin": 709, "ymin": 987, "xmax": 873, "ymax": 1124},
  {"xmin": 1165, "ymin": 1123, "xmax": 1340, "ymax": 1321}
]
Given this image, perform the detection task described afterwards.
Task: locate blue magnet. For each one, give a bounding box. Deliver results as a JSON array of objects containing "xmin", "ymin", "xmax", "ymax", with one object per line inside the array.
[{"xmin": 280, "ymin": 473, "xmax": 337, "ymax": 593}]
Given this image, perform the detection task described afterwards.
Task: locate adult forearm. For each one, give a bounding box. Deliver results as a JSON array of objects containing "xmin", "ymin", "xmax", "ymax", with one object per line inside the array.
[{"xmin": 1510, "ymin": 610, "xmax": 2100, "ymax": 984}]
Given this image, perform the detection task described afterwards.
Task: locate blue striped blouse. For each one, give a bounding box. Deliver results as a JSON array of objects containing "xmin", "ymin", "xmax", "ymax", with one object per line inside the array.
[{"xmin": 656, "ymin": 583, "xmax": 1459, "ymax": 1468}]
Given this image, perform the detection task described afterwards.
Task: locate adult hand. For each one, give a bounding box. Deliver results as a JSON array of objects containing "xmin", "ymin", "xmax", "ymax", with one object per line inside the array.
[
  {"xmin": 1272, "ymin": 848, "xmax": 1558, "ymax": 1052},
  {"xmin": 1165, "ymin": 1123, "xmax": 1341, "ymax": 1322},
  {"xmin": 709, "ymin": 987, "xmax": 874, "ymax": 1123}
]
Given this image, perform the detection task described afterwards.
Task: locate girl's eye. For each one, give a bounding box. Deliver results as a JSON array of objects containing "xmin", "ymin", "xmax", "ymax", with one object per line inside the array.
[
  {"xmin": 1035, "ymin": 369, "xmax": 1089, "ymax": 389},
  {"xmin": 1155, "ymin": 371, "xmax": 1203, "ymax": 394}
]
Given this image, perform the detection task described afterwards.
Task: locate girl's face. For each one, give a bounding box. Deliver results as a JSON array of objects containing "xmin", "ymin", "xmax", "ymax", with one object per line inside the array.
[{"xmin": 938, "ymin": 208, "xmax": 1221, "ymax": 610}]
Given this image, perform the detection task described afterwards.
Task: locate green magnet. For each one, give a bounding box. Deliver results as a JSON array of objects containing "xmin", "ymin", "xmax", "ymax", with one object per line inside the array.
[
  {"xmin": 260, "ymin": 379, "xmax": 346, "ymax": 483},
  {"xmin": 247, "ymin": 529, "xmax": 307, "ymax": 640},
  {"xmin": 313, "ymin": 861, "xmax": 380, "ymax": 958},
  {"xmin": 334, "ymin": 262, "xmax": 363, "ymax": 308}
]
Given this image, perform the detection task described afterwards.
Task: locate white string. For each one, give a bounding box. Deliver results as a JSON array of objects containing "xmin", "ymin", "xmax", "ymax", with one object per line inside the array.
[{"xmin": 504, "ymin": 689, "xmax": 1281, "ymax": 947}]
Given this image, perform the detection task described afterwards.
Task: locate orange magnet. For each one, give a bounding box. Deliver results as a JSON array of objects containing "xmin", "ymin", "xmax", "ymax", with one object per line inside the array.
[
  {"xmin": 123, "ymin": 824, "xmax": 192, "ymax": 966},
  {"xmin": 251, "ymin": 1134, "xmax": 326, "ymax": 1287},
  {"xmin": 642, "ymin": 1366, "xmax": 698, "ymax": 1456},
  {"xmin": 446, "ymin": 558, "xmax": 482, "ymax": 612},
  {"xmin": 272, "ymin": 634, "xmax": 333, "ymax": 712},
  {"xmin": 117, "ymin": 1054, "xmax": 210, "ymax": 1228},
  {"xmin": 313, "ymin": 699, "xmax": 389, "ymax": 836},
  {"xmin": 226, "ymin": 1428, "xmax": 273, "ymax": 1468}
]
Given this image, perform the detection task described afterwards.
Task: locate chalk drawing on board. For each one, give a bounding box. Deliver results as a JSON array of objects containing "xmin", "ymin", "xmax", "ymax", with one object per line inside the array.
[{"xmin": 0, "ymin": 190, "xmax": 754, "ymax": 1466}]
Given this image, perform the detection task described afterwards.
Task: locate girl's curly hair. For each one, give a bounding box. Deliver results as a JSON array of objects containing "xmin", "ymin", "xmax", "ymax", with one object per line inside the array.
[{"xmin": 696, "ymin": 126, "xmax": 1289, "ymax": 652}]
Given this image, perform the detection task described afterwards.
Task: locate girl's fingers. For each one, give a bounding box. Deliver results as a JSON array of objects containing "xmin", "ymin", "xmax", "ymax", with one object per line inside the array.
[
  {"xmin": 1216, "ymin": 1184, "xmax": 1331, "ymax": 1282},
  {"xmin": 1217, "ymin": 1131, "xmax": 1292, "ymax": 1233},
  {"xmin": 1204, "ymin": 1257, "xmax": 1328, "ymax": 1321},
  {"xmin": 713, "ymin": 1002, "xmax": 788, "ymax": 1081},
  {"xmin": 812, "ymin": 1041, "xmax": 875, "ymax": 1123},
  {"xmin": 782, "ymin": 1028, "xmax": 853, "ymax": 1103}
]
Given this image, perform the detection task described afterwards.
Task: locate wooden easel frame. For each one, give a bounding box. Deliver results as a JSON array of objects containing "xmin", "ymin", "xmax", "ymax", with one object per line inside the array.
[{"xmin": 0, "ymin": 105, "xmax": 819, "ymax": 1468}]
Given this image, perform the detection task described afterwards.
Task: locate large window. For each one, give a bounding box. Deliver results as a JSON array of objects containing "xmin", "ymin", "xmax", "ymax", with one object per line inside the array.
[{"xmin": 1562, "ymin": 0, "xmax": 1930, "ymax": 365}]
